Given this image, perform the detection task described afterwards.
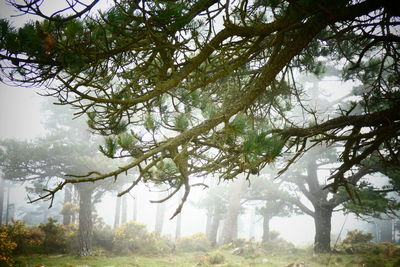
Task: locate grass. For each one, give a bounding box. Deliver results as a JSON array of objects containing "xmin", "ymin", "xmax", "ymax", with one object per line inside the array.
[{"xmin": 14, "ymin": 250, "xmax": 400, "ymax": 267}]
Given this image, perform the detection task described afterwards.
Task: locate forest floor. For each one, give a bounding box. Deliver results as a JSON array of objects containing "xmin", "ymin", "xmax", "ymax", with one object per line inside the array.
[{"xmin": 14, "ymin": 250, "xmax": 400, "ymax": 267}]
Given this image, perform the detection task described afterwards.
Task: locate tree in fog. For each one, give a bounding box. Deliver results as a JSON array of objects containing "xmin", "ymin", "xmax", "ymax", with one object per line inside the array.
[
  {"xmin": 198, "ymin": 183, "xmax": 228, "ymax": 246},
  {"xmin": 0, "ymin": 102, "xmax": 116, "ymax": 256},
  {"xmin": 276, "ymin": 145, "xmax": 399, "ymax": 253},
  {"xmin": 245, "ymin": 176, "xmax": 299, "ymax": 242},
  {"xmin": 154, "ymin": 191, "xmax": 167, "ymax": 234},
  {"xmin": 0, "ymin": 1, "xmax": 399, "ymax": 231},
  {"xmin": 112, "ymin": 175, "xmax": 133, "ymax": 228},
  {"xmin": 0, "ymin": 175, "xmax": 5, "ymax": 224},
  {"xmin": 0, "ymin": 140, "xmax": 31, "ymax": 224},
  {"xmin": 221, "ymin": 177, "xmax": 247, "ymax": 244}
]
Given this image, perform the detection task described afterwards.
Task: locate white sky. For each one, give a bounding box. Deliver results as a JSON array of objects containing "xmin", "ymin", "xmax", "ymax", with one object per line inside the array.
[{"xmin": 0, "ymin": 84, "xmax": 45, "ymax": 140}]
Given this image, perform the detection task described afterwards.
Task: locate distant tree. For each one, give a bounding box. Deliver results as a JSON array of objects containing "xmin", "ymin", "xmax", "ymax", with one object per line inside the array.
[
  {"xmin": 175, "ymin": 189, "xmax": 183, "ymax": 240},
  {"xmin": 0, "ymin": 1, "xmax": 398, "ymax": 223},
  {"xmin": 154, "ymin": 192, "xmax": 167, "ymax": 234},
  {"xmin": 112, "ymin": 175, "xmax": 132, "ymax": 228},
  {"xmin": 276, "ymin": 145, "xmax": 399, "ymax": 253},
  {"xmin": 198, "ymin": 182, "xmax": 228, "ymax": 246},
  {"xmin": 121, "ymin": 194, "xmax": 127, "ymax": 224},
  {"xmin": 0, "ymin": 102, "xmax": 116, "ymax": 256},
  {"xmin": 221, "ymin": 176, "xmax": 246, "ymax": 244},
  {"xmin": 245, "ymin": 176, "xmax": 299, "ymax": 242},
  {"xmin": 113, "ymin": 195, "xmax": 121, "ymax": 229},
  {"xmin": 132, "ymin": 192, "xmax": 138, "ymax": 222},
  {"xmin": 0, "ymin": 176, "xmax": 4, "ymax": 224},
  {"xmin": 60, "ymin": 184, "xmax": 75, "ymax": 225}
]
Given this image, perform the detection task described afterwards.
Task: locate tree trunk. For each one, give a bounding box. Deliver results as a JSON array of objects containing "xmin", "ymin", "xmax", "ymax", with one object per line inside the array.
[
  {"xmin": 205, "ymin": 211, "xmax": 212, "ymax": 239},
  {"xmin": 114, "ymin": 196, "xmax": 121, "ymax": 229},
  {"xmin": 175, "ymin": 211, "xmax": 182, "ymax": 240},
  {"xmin": 314, "ymin": 206, "xmax": 333, "ymax": 253},
  {"xmin": 221, "ymin": 177, "xmax": 245, "ymax": 244},
  {"xmin": 5, "ymin": 185, "xmax": 10, "ymax": 225},
  {"xmin": 155, "ymin": 199, "xmax": 166, "ymax": 234},
  {"xmin": 249, "ymin": 206, "xmax": 256, "ymax": 241},
  {"xmin": 175, "ymin": 190, "xmax": 183, "ymax": 240},
  {"xmin": 132, "ymin": 194, "xmax": 137, "ymax": 221},
  {"xmin": 121, "ymin": 195, "xmax": 127, "ymax": 224},
  {"xmin": 379, "ymin": 220, "xmax": 393, "ymax": 242},
  {"xmin": 0, "ymin": 177, "xmax": 4, "ymax": 225},
  {"xmin": 77, "ymin": 184, "xmax": 94, "ymax": 256},
  {"xmin": 209, "ymin": 209, "xmax": 222, "ymax": 246},
  {"xmin": 262, "ymin": 214, "xmax": 271, "ymax": 242},
  {"xmin": 63, "ymin": 184, "xmax": 73, "ymax": 225}
]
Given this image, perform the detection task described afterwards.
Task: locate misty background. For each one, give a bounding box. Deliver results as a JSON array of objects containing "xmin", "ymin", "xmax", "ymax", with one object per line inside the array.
[
  {"xmin": 1, "ymin": 75, "xmax": 381, "ymax": 247},
  {"xmin": 0, "ymin": 1, "xmax": 398, "ymax": 255}
]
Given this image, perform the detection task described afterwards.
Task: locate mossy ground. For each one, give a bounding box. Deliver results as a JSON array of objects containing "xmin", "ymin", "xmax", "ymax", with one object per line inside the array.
[{"xmin": 14, "ymin": 250, "xmax": 400, "ymax": 267}]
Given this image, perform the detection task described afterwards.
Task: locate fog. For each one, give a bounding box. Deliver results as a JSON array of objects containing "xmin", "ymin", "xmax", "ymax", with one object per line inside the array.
[
  {"xmin": 0, "ymin": 1, "xmax": 396, "ymax": 262},
  {"xmin": 0, "ymin": 78, "xmax": 375, "ymax": 247}
]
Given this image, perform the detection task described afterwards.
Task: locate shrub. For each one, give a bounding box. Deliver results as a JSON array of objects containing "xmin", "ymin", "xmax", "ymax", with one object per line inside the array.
[
  {"xmin": 361, "ymin": 255, "xmax": 386, "ymax": 267},
  {"xmin": 337, "ymin": 229, "xmax": 374, "ymax": 254},
  {"xmin": 219, "ymin": 238, "xmax": 268, "ymax": 258},
  {"xmin": 0, "ymin": 231, "xmax": 17, "ymax": 267},
  {"xmin": 2, "ymin": 220, "xmax": 43, "ymax": 255},
  {"xmin": 375, "ymin": 242, "xmax": 400, "ymax": 258},
  {"xmin": 93, "ymin": 224, "xmax": 113, "ymax": 251},
  {"xmin": 341, "ymin": 230, "xmax": 373, "ymax": 245},
  {"xmin": 64, "ymin": 223, "xmax": 78, "ymax": 253},
  {"xmin": 229, "ymin": 238, "xmax": 248, "ymax": 248},
  {"xmin": 38, "ymin": 218, "xmax": 69, "ymax": 253},
  {"xmin": 113, "ymin": 221, "xmax": 172, "ymax": 255},
  {"xmin": 261, "ymin": 238, "xmax": 296, "ymax": 255},
  {"xmin": 207, "ymin": 252, "xmax": 225, "ymax": 265},
  {"xmin": 268, "ymin": 230, "xmax": 280, "ymax": 241},
  {"xmin": 176, "ymin": 233, "xmax": 211, "ymax": 252},
  {"xmin": 24, "ymin": 228, "xmax": 45, "ymax": 254}
]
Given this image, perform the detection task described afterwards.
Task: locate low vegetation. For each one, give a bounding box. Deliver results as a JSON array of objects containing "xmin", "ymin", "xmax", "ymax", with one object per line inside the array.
[{"xmin": 2, "ymin": 220, "xmax": 400, "ymax": 267}]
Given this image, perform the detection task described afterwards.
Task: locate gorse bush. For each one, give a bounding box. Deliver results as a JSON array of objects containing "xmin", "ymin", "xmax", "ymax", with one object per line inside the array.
[
  {"xmin": 337, "ymin": 229, "xmax": 374, "ymax": 254},
  {"xmin": 39, "ymin": 218, "xmax": 69, "ymax": 253},
  {"xmin": 261, "ymin": 239, "xmax": 296, "ymax": 255},
  {"xmin": 261, "ymin": 231, "xmax": 296, "ymax": 254},
  {"xmin": 0, "ymin": 218, "xmax": 78, "ymax": 255},
  {"xmin": 207, "ymin": 252, "xmax": 225, "ymax": 265},
  {"xmin": 1, "ymin": 218, "xmax": 176, "ymax": 256},
  {"xmin": 220, "ymin": 239, "xmax": 268, "ymax": 258},
  {"xmin": 0, "ymin": 231, "xmax": 17, "ymax": 267},
  {"xmin": 176, "ymin": 233, "xmax": 211, "ymax": 252},
  {"xmin": 113, "ymin": 221, "xmax": 172, "ymax": 255},
  {"xmin": 341, "ymin": 230, "xmax": 373, "ymax": 245},
  {"xmin": 1, "ymin": 220, "xmax": 43, "ymax": 255}
]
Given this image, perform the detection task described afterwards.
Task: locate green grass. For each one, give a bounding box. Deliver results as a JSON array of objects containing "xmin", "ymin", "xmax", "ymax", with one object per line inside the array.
[{"xmin": 14, "ymin": 250, "xmax": 399, "ymax": 267}]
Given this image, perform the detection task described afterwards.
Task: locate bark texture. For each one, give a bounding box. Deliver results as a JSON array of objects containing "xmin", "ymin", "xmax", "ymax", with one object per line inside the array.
[
  {"xmin": 221, "ymin": 177, "xmax": 245, "ymax": 244},
  {"xmin": 313, "ymin": 206, "xmax": 333, "ymax": 253},
  {"xmin": 209, "ymin": 209, "xmax": 222, "ymax": 246},
  {"xmin": 77, "ymin": 184, "xmax": 94, "ymax": 257}
]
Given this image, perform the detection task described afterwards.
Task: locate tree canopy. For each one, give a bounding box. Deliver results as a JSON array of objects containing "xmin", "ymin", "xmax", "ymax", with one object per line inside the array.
[{"xmin": 0, "ymin": 0, "xmax": 399, "ymax": 216}]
